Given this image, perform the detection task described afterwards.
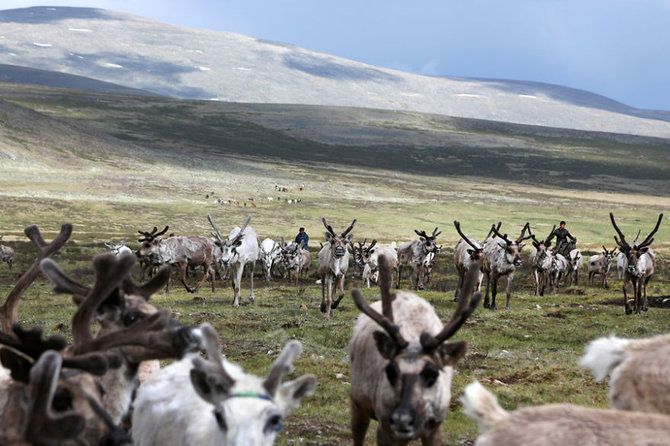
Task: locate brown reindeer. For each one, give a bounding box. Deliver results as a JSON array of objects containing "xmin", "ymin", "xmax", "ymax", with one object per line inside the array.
[
  {"xmin": 40, "ymin": 252, "xmax": 203, "ymax": 426},
  {"xmin": 318, "ymin": 217, "xmax": 357, "ymax": 320},
  {"xmin": 397, "ymin": 227, "xmax": 441, "ymax": 290},
  {"xmin": 453, "ymin": 221, "xmax": 489, "ymax": 302},
  {"xmin": 137, "ymin": 225, "xmax": 216, "ymax": 293},
  {"xmin": 610, "ymin": 212, "xmax": 663, "ymax": 314},
  {"xmin": 462, "ymin": 380, "xmax": 670, "ymax": 446},
  {"xmin": 348, "ymin": 254, "xmax": 480, "ymax": 445},
  {"xmin": 481, "ymin": 222, "xmax": 531, "ymax": 310}
]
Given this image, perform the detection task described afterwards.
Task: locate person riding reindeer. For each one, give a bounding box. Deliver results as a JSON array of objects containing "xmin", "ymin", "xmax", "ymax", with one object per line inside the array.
[{"xmin": 549, "ymin": 220, "xmax": 577, "ymax": 258}]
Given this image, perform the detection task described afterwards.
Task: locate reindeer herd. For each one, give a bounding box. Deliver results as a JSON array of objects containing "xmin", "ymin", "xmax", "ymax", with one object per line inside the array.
[{"xmin": 0, "ymin": 211, "xmax": 665, "ymax": 445}]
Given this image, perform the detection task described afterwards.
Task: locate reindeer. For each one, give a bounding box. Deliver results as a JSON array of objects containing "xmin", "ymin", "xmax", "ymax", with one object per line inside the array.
[
  {"xmin": 549, "ymin": 253, "xmax": 568, "ymax": 294},
  {"xmin": 349, "ymin": 254, "xmax": 480, "ymax": 446},
  {"xmin": 481, "ymin": 222, "xmax": 531, "ymax": 310},
  {"xmin": 580, "ymin": 333, "xmax": 670, "ymax": 415},
  {"xmin": 0, "ymin": 224, "xmax": 161, "ymax": 444},
  {"xmin": 586, "ymin": 245, "xmax": 618, "ymax": 289},
  {"xmin": 461, "ymin": 380, "xmax": 670, "ymax": 446},
  {"xmin": 208, "ymin": 215, "xmax": 260, "ymax": 306},
  {"xmin": 420, "ymin": 248, "xmax": 439, "ymax": 287},
  {"xmin": 132, "ymin": 323, "xmax": 316, "ymax": 446},
  {"xmin": 259, "ymin": 237, "xmax": 282, "ymax": 282},
  {"xmin": 0, "ymin": 234, "xmax": 14, "ymax": 270},
  {"xmin": 349, "ymin": 238, "xmax": 377, "ymax": 279},
  {"xmin": 453, "ymin": 221, "xmax": 494, "ymax": 302},
  {"xmin": 40, "ymin": 252, "xmax": 203, "ymax": 426},
  {"xmin": 318, "ymin": 217, "xmax": 357, "ymax": 320},
  {"xmin": 528, "ymin": 225, "xmax": 555, "ymax": 296},
  {"xmin": 397, "ymin": 227, "xmax": 441, "ymax": 290},
  {"xmin": 137, "ymin": 225, "xmax": 216, "ymax": 294},
  {"xmin": 610, "ymin": 212, "xmax": 663, "ymax": 314},
  {"xmin": 565, "ymin": 248, "xmax": 583, "ymax": 286},
  {"xmin": 104, "ymin": 238, "xmax": 132, "ymax": 257},
  {"xmin": 361, "ymin": 242, "xmax": 398, "ymax": 288},
  {"xmin": 282, "ymin": 240, "xmax": 311, "ymax": 286}
]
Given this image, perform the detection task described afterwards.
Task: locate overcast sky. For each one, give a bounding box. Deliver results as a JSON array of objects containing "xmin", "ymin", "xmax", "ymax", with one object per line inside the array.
[{"xmin": 3, "ymin": 0, "xmax": 669, "ymax": 110}]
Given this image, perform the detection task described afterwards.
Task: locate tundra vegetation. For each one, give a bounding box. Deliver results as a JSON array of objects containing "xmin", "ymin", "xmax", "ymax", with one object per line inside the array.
[{"xmin": 0, "ymin": 82, "xmax": 669, "ymax": 444}]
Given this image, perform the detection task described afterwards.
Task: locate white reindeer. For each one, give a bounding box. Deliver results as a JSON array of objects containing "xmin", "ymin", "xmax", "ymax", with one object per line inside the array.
[
  {"xmin": 549, "ymin": 253, "xmax": 568, "ymax": 293},
  {"xmin": 132, "ymin": 324, "xmax": 316, "ymax": 446},
  {"xmin": 208, "ymin": 215, "xmax": 260, "ymax": 306},
  {"xmin": 616, "ymin": 251, "xmax": 627, "ymax": 279},
  {"xmin": 318, "ymin": 217, "xmax": 356, "ymax": 320},
  {"xmin": 259, "ymin": 237, "xmax": 281, "ymax": 282},
  {"xmin": 396, "ymin": 227, "xmax": 441, "ymax": 290},
  {"xmin": 580, "ymin": 333, "xmax": 670, "ymax": 415},
  {"xmin": 566, "ymin": 248, "xmax": 583, "ymax": 286},
  {"xmin": 104, "ymin": 238, "xmax": 132, "ymax": 256}
]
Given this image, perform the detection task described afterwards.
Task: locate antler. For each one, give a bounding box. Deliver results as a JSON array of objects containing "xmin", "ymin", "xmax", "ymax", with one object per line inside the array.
[
  {"xmin": 190, "ymin": 323, "xmax": 235, "ymax": 402},
  {"xmin": 138, "ymin": 225, "xmax": 169, "ymax": 243},
  {"xmin": 490, "ymin": 223, "xmax": 511, "ymax": 245},
  {"xmin": 368, "ymin": 239, "xmax": 377, "ymax": 250},
  {"xmin": 515, "ymin": 222, "xmax": 532, "ymax": 244},
  {"xmin": 420, "ymin": 265, "xmax": 482, "ymax": 353},
  {"xmin": 23, "ymin": 351, "xmax": 86, "ymax": 443},
  {"xmin": 609, "ymin": 212, "xmax": 630, "ymax": 250},
  {"xmin": 638, "ymin": 213, "xmax": 663, "ymax": 248},
  {"xmin": 231, "ymin": 215, "xmax": 252, "ymax": 244},
  {"xmin": 351, "ymin": 254, "xmax": 408, "ymax": 351},
  {"xmin": 321, "ymin": 217, "xmax": 337, "ymax": 237},
  {"xmin": 0, "ymin": 223, "xmax": 73, "ymax": 332},
  {"xmin": 263, "ymin": 340, "xmax": 303, "ymax": 396},
  {"xmin": 122, "ymin": 265, "xmax": 172, "ymax": 300},
  {"xmin": 431, "ymin": 227, "xmax": 442, "ymax": 237},
  {"xmin": 207, "ymin": 214, "xmax": 226, "ymax": 246},
  {"xmin": 414, "ymin": 229, "xmax": 429, "ymax": 238},
  {"xmin": 454, "ymin": 221, "xmax": 481, "ymax": 251},
  {"xmin": 485, "ymin": 222, "xmax": 502, "ymax": 240},
  {"xmin": 341, "ymin": 219, "xmax": 357, "ymax": 237}
]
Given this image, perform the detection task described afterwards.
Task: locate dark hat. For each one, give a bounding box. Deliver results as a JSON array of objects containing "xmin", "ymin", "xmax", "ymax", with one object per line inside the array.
[
  {"xmin": 299, "ymin": 227, "xmax": 305, "ymax": 231},
  {"xmin": 559, "ymin": 221, "xmax": 566, "ymax": 225}
]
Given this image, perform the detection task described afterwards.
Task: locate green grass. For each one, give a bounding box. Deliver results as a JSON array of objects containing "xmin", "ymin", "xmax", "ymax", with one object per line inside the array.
[{"xmin": 1, "ymin": 241, "xmax": 669, "ymax": 445}]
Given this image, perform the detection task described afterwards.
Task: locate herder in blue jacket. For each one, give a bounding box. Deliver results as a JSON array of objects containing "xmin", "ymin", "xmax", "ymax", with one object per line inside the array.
[{"xmin": 295, "ymin": 227, "xmax": 309, "ymax": 249}]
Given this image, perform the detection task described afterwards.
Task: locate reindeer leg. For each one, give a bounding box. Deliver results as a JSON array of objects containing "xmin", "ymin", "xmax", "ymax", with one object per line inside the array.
[
  {"xmin": 505, "ymin": 272, "xmax": 514, "ymax": 310},
  {"xmin": 490, "ymin": 275, "xmax": 499, "ymax": 311},
  {"xmin": 421, "ymin": 425, "xmax": 443, "ymax": 446},
  {"xmin": 454, "ymin": 268, "xmax": 463, "ymax": 302},
  {"xmin": 350, "ymin": 399, "xmax": 370, "ymax": 446},
  {"xmin": 209, "ymin": 263, "xmax": 215, "ymax": 292},
  {"xmin": 483, "ymin": 272, "xmax": 491, "ymax": 309},
  {"xmin": 533, "ymin": 269, "xmax": 539, "ymax": 296},
  {"xmin": 332, "ymin": 275, "xmax": 346, "ymax": 310},
  {"xmin": 326, "ymin": 278, "xmax": 333, "ymax": 320},
  {"xmin": 623, "ymin": 277, "xmax": 632, "ymax": 315},
  {"xmin": 642, "ymin": 276, "xmax": 650, "ymax": 312},
  {"xmin": 320, "ymin": 276, "xmax": 327, "ymax": 313},
  {"xmin": 415, "ymin": 265, "xmax": 424, "ymax": 290},
  {"xmin": 397, "ymin": 265, "xmax": 403, "ymax": 289},
  {"xmin": 233, "ymin": 264, "xmax": 243, "ymax": 307},
  {"xmin": 249, "ymin": 261, "xmax": 255, "ymax": 304},
  {"xmin": 178, "ymin": 261, "xmax": 196, "ymax": 293}
]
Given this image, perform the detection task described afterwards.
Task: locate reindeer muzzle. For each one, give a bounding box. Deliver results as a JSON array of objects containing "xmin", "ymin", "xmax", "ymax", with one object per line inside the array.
[
  {"xmin": 334, "ymin": 246, "xmax": 346, "ymax": 258},
  {"xmin": 390, "ymin": 407, "xmax": 418, "ymax": 439},
  {"xmin": 514, "ymin": 258, "xmax": 523, "ymax": 267}
]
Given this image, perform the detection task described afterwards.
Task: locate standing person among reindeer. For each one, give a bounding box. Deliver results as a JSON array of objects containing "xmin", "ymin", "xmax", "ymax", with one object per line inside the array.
[
  {"xmin": 295, "ymin": 226, "xmax": 309, "ymax": 249},
  {"xmin": 550, "ymin": 220, "xmax": 576, "ymax": 257}
]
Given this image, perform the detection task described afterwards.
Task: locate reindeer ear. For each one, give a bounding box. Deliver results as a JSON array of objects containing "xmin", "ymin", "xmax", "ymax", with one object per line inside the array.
[
  {"xmin": 518, "ymin": 243, "xmax": 526, "ymax": 249},
  {"xmin": 467, "ymin": 248, "xmax": 474, "ymax": 255},
  {"xmin": 324, "ymin": 232, "xmax": 332, "ymax": 241},
  {"xmin": 189, "ymin": 366, "xmax": 231, "ymax": 406},
  {"xmin": 497, "ymin": 241, "xmax": 507, "ymax": 249},
  {"xmin": 436, "ymin": 340, "xmax": 467, "ymax": 367},
  {"xmin": 276, "ymin": 374, "xmax": 317, "ymax": 415},
  {"xmin": 346, "ymin": 234, "xmax": 354, "ymax": 242},
  {"xmin": 546, "ymin": 241, "xmax": 552, "ymax": 248},
  {"xmin": 373, "ymin": 331, "xmax": 397, "ymax": 360}
]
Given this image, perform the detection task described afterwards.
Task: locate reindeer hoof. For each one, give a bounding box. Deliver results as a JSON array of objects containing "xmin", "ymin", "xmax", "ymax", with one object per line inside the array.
[
  {"xmin": 642, "ymin": 306, "xmax": 648, "ymax": 312},
  {"xmin": 625, "ymin": 308, "xmax": 632, "ymax": 315},
  {"xmin": 320, "ymin": 303, "xmax": 327, "ymax": 313},
  {"xmin": 249, "ymin": 296, "xmax": 255, "ymax": 304},
  {"xmin": 483, "ymin": 302, "xmax": 490, "ymax": 309},
  {"xmin": 453, "ymin": 297, "xmax": 459, "ymax": 303},
  {"xmin": 490, "ymin": 305, "xmax": 498, "ymax": 311}
]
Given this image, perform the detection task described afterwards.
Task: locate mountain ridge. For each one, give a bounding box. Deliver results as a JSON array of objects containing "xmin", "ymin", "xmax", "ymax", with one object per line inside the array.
[{"xmin": 1, "ymin": 6, "xmax": 669, "ymax": 138}]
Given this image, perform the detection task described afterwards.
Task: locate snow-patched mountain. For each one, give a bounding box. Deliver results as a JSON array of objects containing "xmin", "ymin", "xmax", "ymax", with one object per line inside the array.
[{"xmin": 1, "ymin": 6, "xmax": 669, "ymax": 138}]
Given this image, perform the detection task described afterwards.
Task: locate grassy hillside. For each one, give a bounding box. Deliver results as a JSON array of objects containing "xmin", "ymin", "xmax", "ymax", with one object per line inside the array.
[{"xmin": 1, "ymin": 82, "xmax": 670, "ymax": 445}]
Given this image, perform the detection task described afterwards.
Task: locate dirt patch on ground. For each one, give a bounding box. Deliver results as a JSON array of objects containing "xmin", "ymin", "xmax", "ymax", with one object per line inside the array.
[
  {"xmin": 283, "ymin": 420, "xmax": 349, "ymax": 446},
  {"xmin": 544, "ymin": 311, "xmax": 567, "ymax": 319}
]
